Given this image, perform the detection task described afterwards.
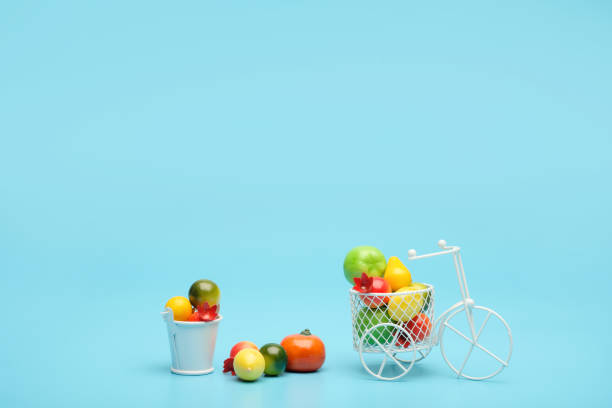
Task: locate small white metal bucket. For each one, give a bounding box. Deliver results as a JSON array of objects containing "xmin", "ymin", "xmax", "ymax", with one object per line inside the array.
[{"xmin": 161, "ymin": 308, "xmax": 222, "ymax": 375}]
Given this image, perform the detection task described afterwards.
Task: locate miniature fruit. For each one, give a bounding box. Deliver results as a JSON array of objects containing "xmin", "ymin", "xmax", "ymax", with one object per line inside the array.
[
  {"xmin": 407, "ymin": 313, "xmax": 432, "ymax": 343},
  {"xmin": 260, "ymin": 343, "xmax": 288, "ymax": 376},
  {"xmin": 186, "ymin": 302, "xmax": 219, "ymax": 322},
  {"xmin": 396, "ymin": 313, "xmax": 432, "ymax": 346},
  {"xmin": 411, "ymin": 282, "xmax": 431, "ymax": 312},
  {"xmin": 164, "ymin": 296, "xmax": 193, "ymax": 321},
  {"xmin": 223, "ymin": 341, "xmax": 259, "ymax": 375},
  {"xmin": 356, "ymin": 307, "xmax": 394, "ymax": 345},
  {"xmin": 230, "ymin": 341, "xmax": 258, "ymax": 358},
  {"xmin": 281, "ymin": 329, "xmax": 326, "ymax": 372},
  {"xmin": 383, "ymin": 256, "xmax": 412, "ymax": 291},
  {"xmin": 352, "ymin": 273, "xmax": 391, "ymax": 308},
  {"xmin": 188, "ymin": 279, "xmax": 220, "ymax": 308},
  {"xmin": 387, "ymin": 284, "xmax": 427, "ymax": 322},
  {"xmin": 343, "ymin": 246, "xmax": 387, "ymax": 284},
  {"xmin": 233, "ymin": 349, "xmax": 265, "ymax": 381},
  {"xmin": 187, "ymin": 310, "xmax": 201, "ymax": 321}
]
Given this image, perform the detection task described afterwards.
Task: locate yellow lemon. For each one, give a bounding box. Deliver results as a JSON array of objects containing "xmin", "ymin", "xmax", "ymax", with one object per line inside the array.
[
  {"xmin": 383, "ymin": 256, "xmax": 412, "ymax": 291},
  {"xmin": 233, "ymin": 349, "xmax": 265, "ymax": 381},
  {"xmin": 164, "ymin": 296, "xmax": 193, "ymax": 321},
  {"xmin": 387, "ymin": 285, "xmax": 425, "ymax": 322}
]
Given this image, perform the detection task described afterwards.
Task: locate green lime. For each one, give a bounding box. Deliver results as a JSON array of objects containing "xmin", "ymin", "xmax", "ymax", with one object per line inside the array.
[
  {"xmin": 188, "ymin": 279, "xmax": 220, "ymax": 308},
  {"xmin": 259, "ymin": 343, "xmax": 287, "ymax": 376}
]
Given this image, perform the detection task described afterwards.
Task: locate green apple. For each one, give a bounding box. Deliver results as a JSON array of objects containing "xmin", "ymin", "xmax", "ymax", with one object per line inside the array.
[
  {"xmin": 356, "ymin": 307, "xmax": 394, "ymax": 345},
  {"xmin": 343, "ymin": 246, "xmax": 386, "ymax": 284}
]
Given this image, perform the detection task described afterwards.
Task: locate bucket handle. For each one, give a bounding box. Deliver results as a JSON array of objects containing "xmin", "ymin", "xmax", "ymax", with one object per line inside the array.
[
  {"xmin": 161, "ymin": 307, "xmax": 175, "ymax": 324},
  {"xmin": 161, "ymin": 308, "xmax": 180, "ymax": 369}
]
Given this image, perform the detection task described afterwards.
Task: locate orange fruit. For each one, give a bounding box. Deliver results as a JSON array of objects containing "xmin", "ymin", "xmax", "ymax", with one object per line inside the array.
[{"xmin": 164, "ymin": 296, "xmax": 193, "ymax": 321}]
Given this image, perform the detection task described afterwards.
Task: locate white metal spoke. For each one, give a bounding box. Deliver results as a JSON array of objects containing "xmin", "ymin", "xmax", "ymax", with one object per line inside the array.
[
  {"xmin": 367, "ymin": 332, "xmax": 407, "ymax": 372},
  {"xmin": 391, "ymin": 327, "xmax": 402, "ymax": 346},
  {"xmin": 446, "ymin": 314, "xmax": 507, "ymax": 367},
  {"xmin": 476, "ymin": 312, "xmax": 492, "ymax": 339},
  {"xmin": 444, "ymin": 322, "xmax": 473, "ymax": 345},
  {"xmin": 455, "ymin": 310, "xmax": 492, "ymax": 377},
  {"xmin": 377, "ymin": 355, "xmax": 387, "ymax": 376},
  {"xmin": 456, "ymin": 345, "xmax": 474, "ymax": 378},
  {"xmin": 473, "ymin": 342, "xmax": 508, "ymax": 367}
]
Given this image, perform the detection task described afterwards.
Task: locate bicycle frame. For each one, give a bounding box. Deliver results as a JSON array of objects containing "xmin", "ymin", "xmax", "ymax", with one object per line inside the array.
[{"xmin": 407, "ymin": 240, "xmax": 478, "ymax": 345}]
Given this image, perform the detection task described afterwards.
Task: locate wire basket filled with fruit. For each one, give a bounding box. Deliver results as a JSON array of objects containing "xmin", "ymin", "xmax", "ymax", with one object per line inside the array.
[{"xmin": 345, "ymin": 241, "xmax": 513, "ymax": 381}]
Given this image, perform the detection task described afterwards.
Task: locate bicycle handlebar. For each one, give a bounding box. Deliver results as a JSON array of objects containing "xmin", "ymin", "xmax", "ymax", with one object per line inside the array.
[{"xmin": 407, "ymin": 239, "xmax": 460, "ymax": 261}]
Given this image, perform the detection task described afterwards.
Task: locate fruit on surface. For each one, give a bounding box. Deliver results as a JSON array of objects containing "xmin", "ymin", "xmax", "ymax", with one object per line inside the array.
[
  {"xmin": 259, "ymin": 343, "xmax": 288, "ymax": 376},
  {"xmin": 356, "ymin": 307, "xmax": 394, "ymax": 345},
  {"xmin": 188, "ymin": 279, "xmax": 220, "ymax": 308},
  {"xmin": 233, "ymin": 349, "xmax": 265, "ymax": 381},
  {"xmin": 164, "ymin": 296, "xmax": 193, "ymax": 321},
  {"xmin": 343, "ymin": 246, "xmax": 386, "ymax": 284},
  {"xmin": 352, "ymin": 273, "xmax": 391, "ymax": 308},
  {"xmin": 387, "ymin": 284, "xmax": 427, "ymax": 322},
  {"xmin": 230, "ymin": 341, "xmax": 258, "ymax": 358},
  {"xmin": 223, "ymin": 341, "xmax": 258, "ymax": 375},
  {"xmin": 383, "ymin": 256, "xmax": 412, "ymax": 291},
  {"xmin": 281, "ymin": 329, "xmax": 326, "ymax": 372}
]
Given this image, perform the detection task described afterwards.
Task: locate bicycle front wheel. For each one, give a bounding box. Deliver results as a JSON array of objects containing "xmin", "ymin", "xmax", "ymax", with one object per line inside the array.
[{"xmin": 439, "ymin": 305, "xmax": 512, "ymax": 380}]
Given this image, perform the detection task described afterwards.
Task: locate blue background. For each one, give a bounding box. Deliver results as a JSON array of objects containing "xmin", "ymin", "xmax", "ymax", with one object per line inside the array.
[{"xmin": 1, "ymin": 1, "xmax": 611, "ymax": 407}]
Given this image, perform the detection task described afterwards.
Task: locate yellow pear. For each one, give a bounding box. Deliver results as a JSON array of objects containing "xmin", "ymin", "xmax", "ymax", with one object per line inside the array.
[{"xmin": 383, "ymin": 256, "xmax": 412, "ymax": 291}]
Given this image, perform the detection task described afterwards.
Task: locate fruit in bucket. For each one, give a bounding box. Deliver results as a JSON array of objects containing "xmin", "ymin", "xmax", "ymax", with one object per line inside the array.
[
  {"xmin": 281, "ymin": 329, "xmax": 326, "ymax": 372},
  {"xmin": 259, "ymin": 343, "xmax": 288, "ymax": 376},
  {"xmin": 233, "ymin": 349, "xmax": 265, "ymax": 381},
  {"xmin": 387, "ymin": 284, "xmax": 427, "ymax": 322},
  {"xmin": 223, "ymin": 341, "xmax": 259, "ymax": 375},
  {"xmin": 189, "ymin": 279, "xmax": 220, "ymax": 308},
  {"xmin": 352, "ymin": 273, "xmax": 390, "ymax": 307},
  {"xmin": 164, "ymin": 296, "xmax": 193, "ymax": 321},
  {"xmin": 343, "ymin": 246, "xmax": 386, "ymax": 284},
  {"xmin": 383, "ymin": 256, "xmax": 412, "ymax": 291},
  {"xmin": 356, "ymin": 307, "xmax": 394, "ymax": 345},
  {"xmin": 187, "ymin": 302, "xmax": 219, "ymax": 322}
]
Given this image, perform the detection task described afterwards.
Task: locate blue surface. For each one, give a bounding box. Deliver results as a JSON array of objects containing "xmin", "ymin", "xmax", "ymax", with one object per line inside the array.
[{"xmin": 1, "ymin": 1, "xmax": 611, "ymax": 407}]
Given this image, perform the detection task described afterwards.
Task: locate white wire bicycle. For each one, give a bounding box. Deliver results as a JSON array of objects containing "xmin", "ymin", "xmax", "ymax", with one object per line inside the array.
[{"xmin": 349, "ymin": 240, "xmax": 513, "ymax": 381}]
